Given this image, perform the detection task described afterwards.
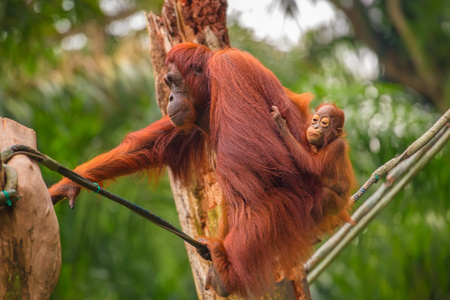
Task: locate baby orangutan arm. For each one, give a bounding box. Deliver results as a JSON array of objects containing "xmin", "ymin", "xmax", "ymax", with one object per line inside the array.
[
  {"xmin": 272, "ymin": 105, "xmax": 352, "ymax": 216},
  {"xmin": 271, "ymin": 106, "xmax": 316, "ymax": 174}
]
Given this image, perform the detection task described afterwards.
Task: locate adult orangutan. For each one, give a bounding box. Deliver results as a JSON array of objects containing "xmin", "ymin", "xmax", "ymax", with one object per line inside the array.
[
  {"xmin": 49, "ymin": 43, "xmax": 323, "ymax": 298},
  {"xmin": 272, "ymin": 103, "xmax": 356, "ymax": 232}
]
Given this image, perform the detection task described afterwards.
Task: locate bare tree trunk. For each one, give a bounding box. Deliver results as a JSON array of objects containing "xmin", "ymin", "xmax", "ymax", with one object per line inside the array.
[
  {"xmin": 147, "ymin": 2, "xmax": 227, "ymax": 298},
  {"xmin": 146, "ymin": 1, "xmax": 310, "ymax": 299},
  {"xmin": 0, "ymin": 117, "xmax": 61, "ymax": 300}
]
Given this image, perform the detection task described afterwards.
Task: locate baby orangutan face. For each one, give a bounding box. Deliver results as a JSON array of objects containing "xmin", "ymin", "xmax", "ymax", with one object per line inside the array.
[{"xmin": 306, "ymin": 105, "xmax": 344, "ymax": 148}]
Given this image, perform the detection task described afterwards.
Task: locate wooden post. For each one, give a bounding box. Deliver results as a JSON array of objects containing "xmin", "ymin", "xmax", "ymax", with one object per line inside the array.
[
  {"xmin": 0, "ymin": 117, "xmax": 61, "ymax": 299},
  {"xmin": 147, "ymin": 1, "xmax": 310, "ymax": 299}
]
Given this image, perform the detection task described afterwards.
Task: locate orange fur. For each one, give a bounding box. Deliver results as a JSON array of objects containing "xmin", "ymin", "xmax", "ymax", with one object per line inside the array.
[
  {"xmin": 284, "ymin": 88, "xmax": 314, "ymax": 119},
  {"xmin": 196, "ymin": 46, "xmax": 321, "ymax": 297},
  {"xmin": 314, "ymin": 137, "xmax": 356, "ymax": 232},
  {"xmin": 49, "ymin": 117, "xmax": 208, "ymax": 202},
  {"xmin": 50, "ymin": 43, "xmax": 325, "ymax": 298},
  {"xmin": 305, "ymin": 104, "xmax": 356, "ymax": 231}
]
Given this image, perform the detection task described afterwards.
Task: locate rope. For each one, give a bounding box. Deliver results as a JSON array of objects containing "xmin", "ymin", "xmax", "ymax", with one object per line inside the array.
[
  {"xmin": 0, "ymin": 163, "xmax": 20, "ymax": 207},
  {"xmin": 1, "ymin": 145, "xmax": 209, "ymax": 254},
  {"xmin": 3, "ymin": 191, "xmax": 12, "ymax": 206},
  {"xmin": 350, "ymin": 174, "xmax": 379, "ymax": 203}
]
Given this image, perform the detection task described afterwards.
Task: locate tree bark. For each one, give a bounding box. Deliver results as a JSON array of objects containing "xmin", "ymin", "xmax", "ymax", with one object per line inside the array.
[
  {"xmin": 146, "ymin": 0, "xmax": 309, "ymax": 299},
  {"xmin": 0, "ymin": 117, "xmax": 61, "ymax": 300},
  {"xmin": 147, "ymin": 3, "xmax": 228, "ymax": 298}
]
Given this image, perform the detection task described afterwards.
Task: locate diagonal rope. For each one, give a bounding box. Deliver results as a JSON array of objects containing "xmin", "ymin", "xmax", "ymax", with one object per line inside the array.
[{"xmin": 1, "ymin": 145, "xmax": 209, "ymax": 254}]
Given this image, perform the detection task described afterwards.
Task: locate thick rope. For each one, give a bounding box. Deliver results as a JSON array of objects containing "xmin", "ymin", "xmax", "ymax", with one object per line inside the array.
[
  {"xmin": 1, "ymin": 145, "xmax": 208, "ymax": 254},
  {"xmin": 0, "ymin": 164, "xmax": 20, "ymax": 207},
  {"xmin": 350, "ymin": 174, "xmax": 379, "ymax": 203}
]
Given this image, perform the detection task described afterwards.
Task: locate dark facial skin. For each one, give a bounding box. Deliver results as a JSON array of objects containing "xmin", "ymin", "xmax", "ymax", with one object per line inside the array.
[
  {"xmin": 306, "ymin": 105, "xmax": 343, "ymax": 149},
  {"xmin": 164, "ymin": 64, "xmax": 197, "ymax": 128}
]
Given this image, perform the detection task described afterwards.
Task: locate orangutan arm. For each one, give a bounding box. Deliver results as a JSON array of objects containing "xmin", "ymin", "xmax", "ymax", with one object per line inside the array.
[{"xmin": 49, "ymin": 116, "xmax": 179, "ymax": 207}]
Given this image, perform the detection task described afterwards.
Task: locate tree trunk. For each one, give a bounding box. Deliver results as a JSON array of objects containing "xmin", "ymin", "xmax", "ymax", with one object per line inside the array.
[
  {"xmin": 146, "ymin": 1, "xmax": 310, "ymax": 299},
  {"xmin": 0, "ymin": 117, "xmax": 61, "ymax": 300}
]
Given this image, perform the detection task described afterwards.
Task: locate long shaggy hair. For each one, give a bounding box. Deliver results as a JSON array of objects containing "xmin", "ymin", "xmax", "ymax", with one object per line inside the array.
[
  {"xmin": 50, "ymin": 43, "xmax": 326, "ymax": 298},
  {"xmin": 168, "ymin": 43, "xmax": 322, "ymax": 297}
]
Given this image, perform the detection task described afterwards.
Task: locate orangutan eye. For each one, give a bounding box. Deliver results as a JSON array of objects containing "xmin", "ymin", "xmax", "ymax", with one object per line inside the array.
[
  {"xmin": 321, "ymin": 117, "xmax": 330, "ymax": 128},
  {"xmin": 164, "ymin": 73, "xmax": 174, "ymax": 87},
  {"xmin": 192, "ymin": 63, "xmax": 202, "ymax": 73},
  {"xmin": 311, "ymin": 114, "xmax": 319, "ymax": 124}
]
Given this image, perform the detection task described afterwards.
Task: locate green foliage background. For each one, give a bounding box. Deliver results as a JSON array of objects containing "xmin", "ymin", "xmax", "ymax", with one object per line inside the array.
[{"xmin": 0, "ymin": 0, "xmax": 448, "ymax": 299}]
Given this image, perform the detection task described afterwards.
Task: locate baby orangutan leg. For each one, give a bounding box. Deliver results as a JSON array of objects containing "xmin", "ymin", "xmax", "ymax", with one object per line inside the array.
[
  {"xmin": 321, "ymin": 187, "xmax": 348, "ymax": 216},
  {"xmin": 197, "ymin": 238, "xmax": 231, "ymax": 297}
]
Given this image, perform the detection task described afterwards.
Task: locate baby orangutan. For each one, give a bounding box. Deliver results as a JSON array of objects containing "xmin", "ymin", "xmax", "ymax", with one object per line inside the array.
[{"xmin": 272, "ymin": 103, "xmax": 356, "ymax": 230}]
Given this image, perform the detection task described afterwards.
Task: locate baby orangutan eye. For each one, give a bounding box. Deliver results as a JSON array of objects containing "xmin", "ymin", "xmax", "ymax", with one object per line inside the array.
[
  {"xmin": 311, "ymin": 114, "xmax": 319, "ymax": 124},
  {"xmin": 321, "ymin": 117, "xmax": 330, "ymax": 127}
]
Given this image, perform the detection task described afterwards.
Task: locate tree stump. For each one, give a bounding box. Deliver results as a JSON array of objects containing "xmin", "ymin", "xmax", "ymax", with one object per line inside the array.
[{"xmin": 0, "ymin": 117, "xmax": 61, "ymax": 300}]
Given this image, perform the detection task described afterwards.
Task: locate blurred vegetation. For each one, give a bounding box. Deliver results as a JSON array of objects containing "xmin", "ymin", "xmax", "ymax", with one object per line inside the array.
[
  {"xmin": 1, "ymin": 0, "xmax": 449, "ymax": 299},
  {"xmin": 277, "ymin": 0, "xmax": 450, "ymax": 112}
]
